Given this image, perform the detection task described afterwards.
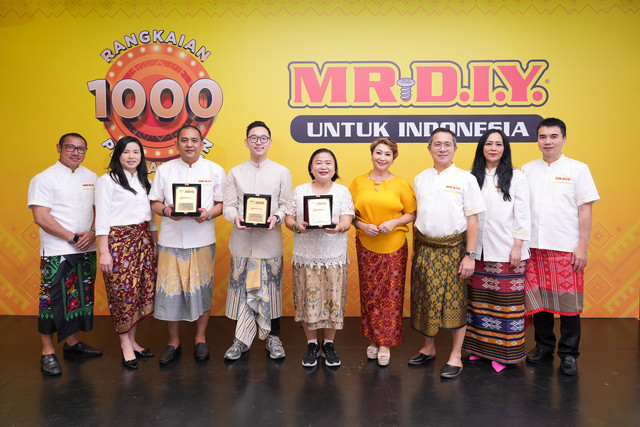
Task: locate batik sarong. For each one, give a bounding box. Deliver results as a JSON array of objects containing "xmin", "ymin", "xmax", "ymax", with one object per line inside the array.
[
  {"xmin": 226, "ymin": 256, "xmax": 283, "ymax": 346},
  {"xmin": 154, "ymin": 244, "xmax": 214, "ymax": 322},
  {"xmin": 463, "ymin": 260, "xmax": 527, "ymax": 364},
  {"xmin": 411, "ymin": 230, "xmax": 467, "ymax": 337},
  {"xmin": 525, "ymin": 248, "xmax": 584, "ymax": 315},
  {"xmin": 356, "ymin": 237, "xmax": 408, "ymax": 347},
  {"xmin": 103, "ymin": 222, "xmax": 155, "ymax": 334},
  {"xmin": 293, "ymin": 263, "xmax": 348, "ymax": 330},
  {"xmin": 38, "ymin": 252, "xmax": 97, "ymax": 342}
]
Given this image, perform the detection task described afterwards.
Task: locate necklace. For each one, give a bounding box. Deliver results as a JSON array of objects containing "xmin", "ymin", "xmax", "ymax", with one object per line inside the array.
[{"xmin": 369, "ymin": 172, "xmax": 392, "ymax": 192}]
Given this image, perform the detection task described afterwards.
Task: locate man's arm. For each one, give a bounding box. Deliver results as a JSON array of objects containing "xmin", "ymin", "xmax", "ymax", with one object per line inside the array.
[
  {"xmin": 32, "ymin": 205, "xmax": 75, "ymax": 243},
  {"xmin": 459, "ymin": 213, "xmax": 478, "ymax": 279},
  {"xmin": 572, "ymin": 202, "xmax": 593, "ymax": 272}
]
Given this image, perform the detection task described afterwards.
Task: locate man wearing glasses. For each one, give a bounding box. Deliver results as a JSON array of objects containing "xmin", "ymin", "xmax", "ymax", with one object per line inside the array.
[
  {"xmin": 222, "ymin": 121, "xmax": 292, "ymax": 360},
  {"xmin": 28, "ymin": 133, "xmax": 103, "ymax": 376},
  {"xmin": 409, "ymin": 128, "xmax": 485, "ymax": 378}
]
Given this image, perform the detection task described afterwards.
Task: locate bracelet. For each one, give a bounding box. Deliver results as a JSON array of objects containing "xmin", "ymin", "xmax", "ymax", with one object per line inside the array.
[
  {"xmin": 293, "ymin": 221, "xmax": 302, "ymax": 234},
  {"xmin": 206, "ymin": 211, "xmax": 213, "ymax": 221},
  {"xmin": 162, "ymin": 207, "xmax": 167, "ymax": 217}
]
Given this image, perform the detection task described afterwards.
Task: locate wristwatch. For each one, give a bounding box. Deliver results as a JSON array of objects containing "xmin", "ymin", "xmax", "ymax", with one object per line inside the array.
[
  {"xmin": 71, "ymin": 234, "xmax": 80, "ymax": 244},
  {"xmin": 465, "ymin": 251, "xmax": 476, "ymax": 260}
]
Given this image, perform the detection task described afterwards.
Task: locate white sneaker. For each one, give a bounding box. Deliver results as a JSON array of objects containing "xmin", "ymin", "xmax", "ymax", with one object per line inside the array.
[{"xmin": 266, "ymin": 335, "xmax": 285, "ymax": 359}]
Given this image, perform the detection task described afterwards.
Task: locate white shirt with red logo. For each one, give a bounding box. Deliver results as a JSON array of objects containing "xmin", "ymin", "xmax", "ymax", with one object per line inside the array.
[
  {"xmin": 414, "ymin": 164, "xmax": 485, "ymax": 238},
  {"xmin": 149, "ymin": 157, "xmax": 225, "ymax": 249},
  {"xmin": 521, "ymin": 155, "xmax": 599, "ymax": 252},
  {"xmin": 28, "ymin": 161, "xmax": 98, "ymax": 256},
  {"xmin": 475, "ymin": 168, "xmax": 531, "ymax": 262}
]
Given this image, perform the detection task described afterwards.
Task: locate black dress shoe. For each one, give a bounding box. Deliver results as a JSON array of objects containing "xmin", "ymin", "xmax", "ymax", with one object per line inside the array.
[
  {"xmin": 159, "ymin": 345, "xmax": 182, "ymax": 366},
  {"xmin": 194, "ymin": 342, "xmax": 210, "ymax": 361},
  {"xmin": 41, "ymin": 354, "xmax": 62, "ymax": 376},
  {"xmin": 440, "ymin": 363, "xmax": 463, "ymax": 378},
  {"xmin": 560, "ymin": 355, "xmax": 577, "ymax": 375},
  {"xmin": 134, "ymin": 348, "xmax": 154, "ymax": 360},
  {"xmin": 408, "ymin": 352, "xmax": 436, "ymax": 365},
  {"xmin": 63, "ymin": 341, "xmax": 103, "ymax": 358},
  {"xmin": 525, "ymin": 347, "xmax": 554, "ymax": 363}
]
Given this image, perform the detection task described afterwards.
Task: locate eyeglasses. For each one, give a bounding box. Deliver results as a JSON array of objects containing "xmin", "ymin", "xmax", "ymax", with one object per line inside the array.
[
  {"xmin": 63, "ymin": 144, "xmax": 88, "ymax": 154},
  {"xmin": 431, "ymin": 142, "xmax": 454, "ymax": 150},
  {"xmin": 248, "ymin": 135, "xmax": 270, "ymax": 144}
]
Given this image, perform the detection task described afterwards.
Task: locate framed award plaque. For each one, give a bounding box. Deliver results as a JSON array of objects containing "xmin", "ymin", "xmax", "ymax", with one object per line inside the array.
[
  {"xmin": 303, "ymin": 194, "xmax": 335, "ymax": 229},
  {"xmin": 241, "ymin": 193, "xmax": 272, "ymax": 228},
  {"xmin": 172, "ymin": 183, "xmax": 202, "ymax": 216}
]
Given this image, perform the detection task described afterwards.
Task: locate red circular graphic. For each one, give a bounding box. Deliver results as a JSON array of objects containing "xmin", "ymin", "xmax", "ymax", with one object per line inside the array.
[
  {"xmin": 494, "ymin": 91, "xmax": 506, "ymax": 102},
  {"xmin": 104, "ymin": 44, "xmax": 214, "ymax": 161},
  {"xmin": 532, "ymin": 90, "xmax": 544, "ymax": 102},
  {"xmin": 459, "ymin": 91, "xmax": 470, "ymax": 102}
]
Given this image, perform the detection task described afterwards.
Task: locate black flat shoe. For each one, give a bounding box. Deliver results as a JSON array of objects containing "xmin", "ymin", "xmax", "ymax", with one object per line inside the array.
[
  {"xmin": 63, "ymin": 341, "xmax": 103, "ymax": 358},
  {"xmin": 526, "ymin": 347, "xmax": 554, "ymax": 363},
  {"xmin": 408, "ymin": 352, "xmax": 436, "ymax": 365},
  {"xmin": 440, "ymin": 363, "xmax": 463, "ymax": 378},
  {"xmin": 134, "ymin": 348, "xmax": 154, "ymax": 360},
  {"xmin": 560, "ymin": 355, "xmax": 577, "ymax": 375},
  {"xmin": 41, "ymin": 354, "xmax": 62, "ymax": 376},
  {"xmin": 159, "ymin": 345, "xmax": 182, "ymax": 366},
  {"xmin": 194, "ymin": 343, "xmax": 210, "ymax": 361},
  {"xmin": 123, "ymin": 358, "xmax": 138, "ymax": 370}
]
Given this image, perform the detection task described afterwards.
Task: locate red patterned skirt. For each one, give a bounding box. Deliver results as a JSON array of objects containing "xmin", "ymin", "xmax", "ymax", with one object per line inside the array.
[
  {"xmin": 525, "ymin": 248, "xmax": 584, "ymax": 316},
  {"xmin": 356, "ymin": 237, "xmax": 408, "ymax": 347},
  {"xmin": 103, "ymin": 222, "xmax": 156, "ymax": 333}
]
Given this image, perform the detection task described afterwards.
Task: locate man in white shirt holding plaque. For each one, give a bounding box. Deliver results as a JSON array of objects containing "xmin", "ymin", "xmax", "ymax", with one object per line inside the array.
[
  {"xmin": 28, "ymin": 132, "xmax": 103, "ymax": 376},
  {"xmin": 522, "ymin": 117, "xmax": 599, "ymax": 376},
  {"xmin": 410, "ymin": 128, "xmax": 485, "ymax": 379},
  {"xmin": 149, "ymin": 125, "xmax": 225, "ymax": 365},
  {"xmin": 223, "ymin": 120, "xmax": 292, "ymax": 361}
]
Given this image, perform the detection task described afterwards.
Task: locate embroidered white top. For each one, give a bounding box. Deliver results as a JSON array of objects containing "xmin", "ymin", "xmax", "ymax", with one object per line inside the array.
[{"xmin": 286, "ymin": 182, "xmax": 355, "ymax": 267}]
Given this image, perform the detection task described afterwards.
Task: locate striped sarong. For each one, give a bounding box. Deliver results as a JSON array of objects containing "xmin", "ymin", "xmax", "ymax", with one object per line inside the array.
[
  {"xmin": 226, "ymin": 256, "xmax": 283, "ymax": 346},
  {"xmin": 525, "ymin": 248, "xmax": 584, "ymax": 315},
  {"xmin": 103, "ymin": 222, "xmax": 155, "ymax": 334},
  {"xmin": 411, "ymin": 230, "xmax": 467, "ymax": 337},
  {"xmin": 463, "ymin": 260, "xmax": 526, "ymax": 364}
]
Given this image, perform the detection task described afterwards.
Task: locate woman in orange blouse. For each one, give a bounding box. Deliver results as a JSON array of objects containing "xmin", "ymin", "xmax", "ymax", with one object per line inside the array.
[{"xmin": 350, "ymin": 138, "xmax": 416, "ymax": 366}]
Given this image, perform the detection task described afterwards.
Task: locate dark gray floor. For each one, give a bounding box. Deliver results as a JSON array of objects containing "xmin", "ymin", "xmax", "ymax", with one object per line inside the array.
[{"xmin": 0, "ymin": 316, "xmax": 638, "ymax": 426}]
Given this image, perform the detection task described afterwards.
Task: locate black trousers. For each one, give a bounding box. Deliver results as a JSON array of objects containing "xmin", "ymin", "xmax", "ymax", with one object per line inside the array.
[
  {"xmin": 270, "ymin": 318, "xmax": 280, "ymax": 336},
  {"xmin": 533, "ymin": 311, "xmax": 581, "ymax": 358}
]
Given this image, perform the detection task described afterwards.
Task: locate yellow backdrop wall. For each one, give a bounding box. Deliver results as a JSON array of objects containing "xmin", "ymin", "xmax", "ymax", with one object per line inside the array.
[{"xmin": 1, "ymin": 1, "xmax": 638, "ymax": 317}]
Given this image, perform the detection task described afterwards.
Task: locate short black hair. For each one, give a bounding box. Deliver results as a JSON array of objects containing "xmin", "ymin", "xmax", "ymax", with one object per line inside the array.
[
  {"xmin": 307, "ymin": 148, "xmax": 339, "ymax": 181},
  {"xmin": 428, "ymin": 127, "xmax": 457, "ymax": 146},
  {"xmin": 537, "ymin": 117, "xmax": 566, "ymax": 137},
  {"xmin": 59, "ymin": 133, "xmax": 87, "ymax": 147},
  {"xmin": 246, "ymin": 121, "xmax": 271, "ymax": 138},
  {"xmin": 177, "ymin": 125, "xmax": 203, "ymax": 141}
]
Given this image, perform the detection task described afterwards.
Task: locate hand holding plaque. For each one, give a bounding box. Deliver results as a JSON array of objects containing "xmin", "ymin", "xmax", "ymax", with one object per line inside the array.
[
  {"xmin": 172, "ymin": 183, "xmax": 202, "ymax": 216},
  {"xmin": 240, "ymin": 193, "xmax": 272, "ymax": 228},
  {"xmin": 303, "ymin": 195, "xmax": 335, "ymax": 229}
]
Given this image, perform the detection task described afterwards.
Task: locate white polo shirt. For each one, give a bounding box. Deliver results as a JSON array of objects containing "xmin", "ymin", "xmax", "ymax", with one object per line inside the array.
[
  {"xmin": 27, "ymin": 161, "xmax": 98, "ymax": 256},
  {"xmin": 95, "ymin": 173, "xmax": 158, "ymax": 236},
  {"xmin": 475, "ymin": 168, "xmax": 531, "ymax": 262},
  {"xmin": 149, "ymin": 157, "xmax": 225, "ymax": 249},
  {"xmin": 414, "ymin": 164, "xmax": 485, "ymax": 238},
  {"xmin": 521, "ymin": 155, "xmax": 599, "ymax": 252}
]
